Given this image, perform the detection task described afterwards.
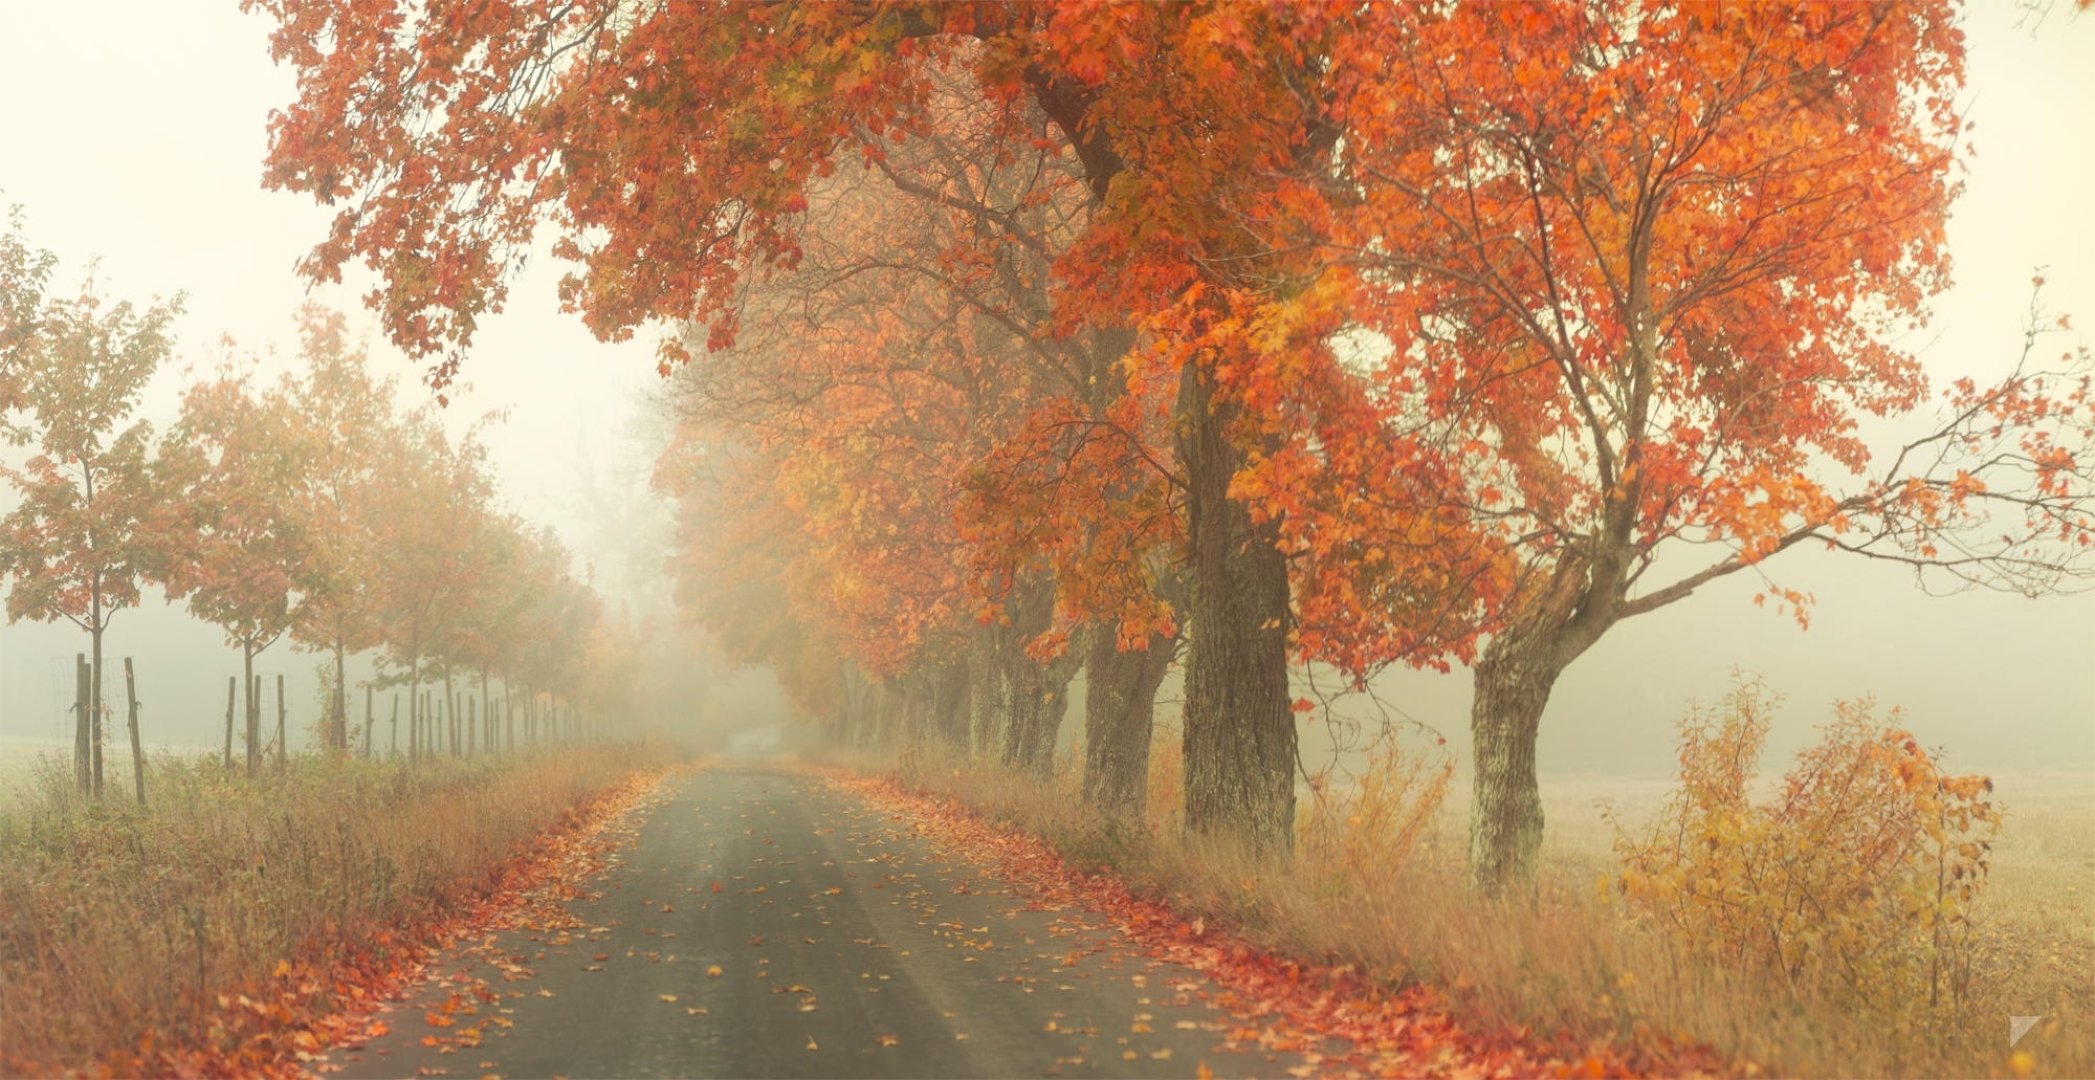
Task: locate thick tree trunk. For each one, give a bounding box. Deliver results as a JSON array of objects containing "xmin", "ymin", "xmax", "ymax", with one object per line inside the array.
[
  {"xmin": 1177, "ymin": 365, "xmax": 1295, "ymax": 851},
  {"xmin": 1467, "ymin": 634, "xmax": 1567, "ymax": 896},
  {"xmin": 1082, "ymin": 628, "xmax": 1175, "ymax": 820},
  {"xmin": 124, "ymin": 658, "xmax": 144, "ymax": 807},
  {"xmin": 967, "ymin": 630, "xmax": 1006, "ymax": 758},
  {"xmin": 1000, "ymin": 646, "xmax": 1078, "ymax": 780},
  {"xmin": 933, "ymin": 660, "xmax": 971, "ymax": 749}
]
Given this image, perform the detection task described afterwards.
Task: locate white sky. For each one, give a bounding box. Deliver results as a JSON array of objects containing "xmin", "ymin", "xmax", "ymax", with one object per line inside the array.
[{"xmin": 0, "ymin": 2, "xmax": 2089, "ymax": 779}]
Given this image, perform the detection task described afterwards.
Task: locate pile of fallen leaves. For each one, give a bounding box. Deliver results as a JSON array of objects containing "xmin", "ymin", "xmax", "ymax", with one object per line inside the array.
[
  {"xmin": 828, "ymin": 769, "xmax": 1727, "ymax": 1079},
  {"xmin": 71, "ymin": 766, "xmax": 680, "ymax": 1079}
]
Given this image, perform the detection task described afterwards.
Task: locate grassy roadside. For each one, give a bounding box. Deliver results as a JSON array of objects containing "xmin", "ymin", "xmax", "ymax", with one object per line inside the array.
[
  {"xmin": 0, "ymin": 741, "xmax": 685, "ymax": 1076},
  {"xmin": 841, "ymin": 739, "xmax": 2088, "ymax": 1079}
]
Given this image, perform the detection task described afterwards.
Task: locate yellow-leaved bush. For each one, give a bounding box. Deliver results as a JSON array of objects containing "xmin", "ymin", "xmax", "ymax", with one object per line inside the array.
[
  {"xmin": 1298, "ymin": 734, "xmax": 1452, "ymax": 897},
  {"xmin": 1611, "ymin": 674, "xmax": 1999, "ymax": 1012}
]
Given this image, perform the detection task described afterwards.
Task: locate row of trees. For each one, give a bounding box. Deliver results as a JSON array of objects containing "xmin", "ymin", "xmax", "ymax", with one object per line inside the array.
[
  {"xmin": 252, "ymin": 1, "xmax": 2095, "ymax": 892},
  {"xmin": 1, "ymin": 213, "xmax": 630, "ymax": 792}
]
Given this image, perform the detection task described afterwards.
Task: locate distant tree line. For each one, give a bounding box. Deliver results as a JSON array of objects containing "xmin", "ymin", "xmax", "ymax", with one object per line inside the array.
[{"xmin": 0, "ymin": 210, "xmax": 643, "ymax": 802}]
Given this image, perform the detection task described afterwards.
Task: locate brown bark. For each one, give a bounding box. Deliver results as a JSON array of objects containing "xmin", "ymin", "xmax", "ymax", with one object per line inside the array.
[
  {"xmin": 1000, "ymin": 644, "xmax": 1080, "ymax": 780},
  {"xmin": 1082, "ymin": 627, "xmax": 1175, "ymax": 820},
  {"xmin": 967, "ymin": 629, "xmax": 1007, "ymax": 758},
  {"xmin": 1177, "ymin": 364, "xmax": 1295, "ymax": 851}
]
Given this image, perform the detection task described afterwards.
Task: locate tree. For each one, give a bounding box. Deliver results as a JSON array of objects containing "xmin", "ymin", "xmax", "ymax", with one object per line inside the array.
[
  {"xmin": 1333, "ymin": 2, "xmax": 2095, "ymax": 891},
  {"xmin": 252, "ymin": 0, "xmax": 1370, "ymax": 851},
  {"xmin": 366, "ymin": 412, "xmax": 495, "ymax": 760},
  {"xmin": 281, "ymin": 305, "xmax": 395, "ymax": 752},
  {"xmin": 159, "ymin": 366, "xmax": 310, "ymax": 776},
  {"xmin": 0, "ymin": 212, "xmax": 181, "ymax": 795}
]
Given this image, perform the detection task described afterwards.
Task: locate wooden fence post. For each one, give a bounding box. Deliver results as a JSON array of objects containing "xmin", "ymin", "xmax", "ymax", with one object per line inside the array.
[{"xmin": 124, "ymin": 658, "xmax": 145, "ymax": 807}]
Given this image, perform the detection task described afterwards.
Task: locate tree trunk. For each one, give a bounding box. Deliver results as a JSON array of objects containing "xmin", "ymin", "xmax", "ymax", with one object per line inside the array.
[
  {"xmin": 1083, "ymin": 627, "xmax": 1175, "ymax": 820},
  {"xmin": 72, "ymin": 654, "xmax": 89, "ymax": 794},
  {"xmin": 1177, "ymin": 364, "xmax": 1295, "ymax": 851},
  {"xmin": 363, "ymin": 684, "xmax": 375, "ymax": 758},
  {"xmin": 332, "ymin": 638, "xmax": 349, "ymax": 753},
  {"xmin": 967, "ymin": 631, "xmax": 1006, "ymax": 758},
  {"xmin": 504, "ymin": 684, "xmax": 514, "ymax": 754},
  {"xmin": 244, "ymin": 644, "xmax": 258, "ymax": 778},
  {"xmin": 222, "ymin": 674, "xmax": 236, "ymax": 770},
  {"xmin": 90, "ymin": 577, "xmax": 104, "ymax": 799},
  {"xmin": 275, "ymin": 672, "xmax": 288, "ymax": 773},
  {"xmin": 407, "ymin": 652, "xmax": 420, "ymax": 762},
  {"xmin": 467, "ymin": 694, "xmax": 478, "ymax": 757},
  {"xmin": 445, "ymin": 676, "xmax": 457, "ymax": 756},
  {"xmin": 124, "ymin": 658, "xmax": 144, "ymax": 807},
  {"xmin": 390, "ymin": 694, "xmax": 400, "ymax": 757},
  {"xmin": 1467, "ymin": 636, "xmax": 1565, "ymax": 896},
  {"xmin": 90, "ymin": 621, "xmax": 104, "ymax": 798},
  {"xmin": 934, "ymin": 660, "xmax": 971, "ymax": 749},
  {"xmin": 1000, "ymin": 645, "xmax": 1078, "ymax": 780}
]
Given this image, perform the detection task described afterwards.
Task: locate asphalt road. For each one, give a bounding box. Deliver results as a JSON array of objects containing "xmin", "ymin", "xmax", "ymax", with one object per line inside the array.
[{"xmin": 321, "ymin": 767, "xmax": 1314, "ymax": 1079}]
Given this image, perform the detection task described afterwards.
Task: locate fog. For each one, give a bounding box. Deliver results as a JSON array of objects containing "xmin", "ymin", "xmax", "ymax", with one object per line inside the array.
[{"xmin": 1, "ymin": 1, "xmax": 2089, "ymax": 781}]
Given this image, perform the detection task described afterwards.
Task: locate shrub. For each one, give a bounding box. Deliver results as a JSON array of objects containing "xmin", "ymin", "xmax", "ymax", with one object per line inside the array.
[
  {"xmin": 1296, "ymin": 734, "xmax": 1452, "ymax": 899},
  {"xmin": 1611, "ymin": 673, "xmax": 1999, "ymax": 1014}
]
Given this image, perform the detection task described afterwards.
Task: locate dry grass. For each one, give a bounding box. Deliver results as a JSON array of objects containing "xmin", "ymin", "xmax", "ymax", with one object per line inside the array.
[
  {"xmin": 0, "ymin": 741, "xmax": 681, "ymax": 1074},
  {"xmin": 859, "ymin": 738, "xmax": 2093, "ymax": 1079}
]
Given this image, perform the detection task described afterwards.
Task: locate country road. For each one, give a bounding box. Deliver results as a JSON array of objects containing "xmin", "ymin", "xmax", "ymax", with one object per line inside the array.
[{"xmin": 321, "ymin": 768, "xmax": 1318, "ymax": 1079}]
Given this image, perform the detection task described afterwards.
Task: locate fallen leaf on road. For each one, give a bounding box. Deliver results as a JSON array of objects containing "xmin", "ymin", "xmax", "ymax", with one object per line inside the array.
[
  {"xmin": 705, "ymin": 965, "xmax": 723, "ymax": 977},
  {"xmin": 805, "ymin": 1038, "xmax": 817, "ymax": 1051},
  {"xmin": 876, "ymin": 1034, "xmax": 899, "ymax": 1047},
  {"xmin": 658, "ymin": 994, "xmax": 677, "ymax": 1003}
]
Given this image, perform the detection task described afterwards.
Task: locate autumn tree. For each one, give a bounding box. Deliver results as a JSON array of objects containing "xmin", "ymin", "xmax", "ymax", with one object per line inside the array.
[
  {"xmin": 281, "ymin": 305, "xmax": 395, "ymax": 752},
  {"xmin": 1333, "ymin": 2, "xmax": 2095, "ymax": 892},
  {"xmin": 252, "ymin": 1, "xmax": 1393, "ymax": 850},
  {"xmin": 0, "ymin": 212, "xmax": 181, "ymax": 795},
  {"xmin": 367, "ymin": 411, "xmax": 495, "ymax": 759},
  {"xmin": 159, "ymin": 366, "xmax": 311, "ymax": 775}
]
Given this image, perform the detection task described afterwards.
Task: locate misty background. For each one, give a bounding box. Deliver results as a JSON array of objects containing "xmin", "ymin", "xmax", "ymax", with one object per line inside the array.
[{"xmin": 1, "ymin": 2, "xmax": 2089, "ymax": 782}]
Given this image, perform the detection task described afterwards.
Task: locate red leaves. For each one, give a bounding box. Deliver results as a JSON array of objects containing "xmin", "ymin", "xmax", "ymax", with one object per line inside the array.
[
  {"xmin": 62, "ymin": 768, "xmax": 672, "ymax": 1079},
  {"xmin": 827, "ymin": 768, "xmax": 1659, "ymax": 1078}
]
